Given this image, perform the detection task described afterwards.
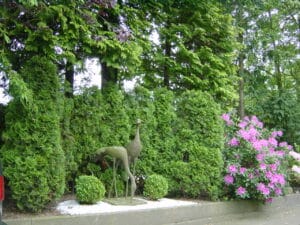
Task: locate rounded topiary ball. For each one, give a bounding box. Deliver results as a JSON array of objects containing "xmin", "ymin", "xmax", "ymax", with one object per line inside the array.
[
  {"xmin": 143, "ymin": 174, "xmax": 168, "ymax": 200},
  {"xmin": 75, "ymin": 175, "xmax": 106, "ymax": 204}
]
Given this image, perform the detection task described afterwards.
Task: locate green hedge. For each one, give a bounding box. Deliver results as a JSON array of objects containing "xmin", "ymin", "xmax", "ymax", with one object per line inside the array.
[
  {"xmin": 169, "ymin": 90, "xmax": 224, "ymax": 199},
  {"xmin": 1, "ymin": 78, "xmax": 226, "ymax": 210},
  {"xmin": 0, "ymin": 56, "xmax": 65, "ymax": 212}
]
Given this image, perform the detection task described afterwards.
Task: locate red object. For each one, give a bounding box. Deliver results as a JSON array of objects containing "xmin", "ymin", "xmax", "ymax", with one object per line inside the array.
[{"xmin": 0, "ymin": 175, "xmax": 4, "ymax": 201}]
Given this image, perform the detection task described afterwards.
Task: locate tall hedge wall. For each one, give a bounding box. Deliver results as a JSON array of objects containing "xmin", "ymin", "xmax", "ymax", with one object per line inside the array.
[
  {"xmin": 0, "ymin": 56, "xmax": 65, "ymax": 212},
  {"xmin": 1, "ymin": 77, "xmax": 225, "ymax": 210},
  {"xmin": 170, "ymin": 90, "xmax": 224, "ymax": 199}
]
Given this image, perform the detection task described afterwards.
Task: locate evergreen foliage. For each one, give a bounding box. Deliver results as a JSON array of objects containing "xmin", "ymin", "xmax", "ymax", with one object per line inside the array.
[
  {"xmin": 100, "ymin": 84, "xmax": 130, "ymax": 146},
  {"xmin": 152, "ymin": 88, "xmax": 176, "ymax": 163},
  {"xmin": 0, "ymin": 56, "xmax": 65, "ymax": 212},
  {"xmin": 125, "ymin": 86, "xmax": 157, "ymax": 175},
  {"xmin": 143, "ymin": 174, "xmax": 168, "ymax": 200},
  {"xmin": 75, "ymin": 175, "xmax": 105, "ymax": 204},
  {"xmin": 167, "ymin": 90, "xmax": 224, "ymax": 199},
  {"xmin": 126, "ymin": 88, "xmax": 224, "ymax": 200},
  {"xmin": 64, "ymin": 85, "xmax": 130, "ymax": 189},
  {"xmin": 67, "ymin": 87, "xmax": 104, "ymax": 183}
]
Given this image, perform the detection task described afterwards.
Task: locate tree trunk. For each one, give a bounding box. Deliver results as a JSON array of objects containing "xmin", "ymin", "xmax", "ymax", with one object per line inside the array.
[
  {"xmin": 65, "ymin": 61, "xmax": 74, "ymax": 98},
  {"xmin": 237, "ymin": 31, "xmax": 245, "ymax": 119},
  {"xmin": 163, "ymin": 37, "xmax": 171, "ymax": 88},
  {"xmin": 238, "ymin": 77, "xmax": 245, "ymax": 119},
  {"xmin": 101, "ymin": 62, "xmax": 118, "ymax": 89}
]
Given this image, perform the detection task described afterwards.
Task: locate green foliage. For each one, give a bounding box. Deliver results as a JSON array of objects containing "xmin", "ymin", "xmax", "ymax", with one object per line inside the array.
[
  {"xmin": 246, "ymin": 90, "xmax": 300, "ymax": 145},
  {"xmin": 65, "ymin": 85, "xmax": 130, "ymax": 189},
  {"xmin": 0, "ymin": 56, "xmax": 65, "ymax": 212},
  {"xmin": 141, "ymin": 0, "xmax": 238, "ymax": 105},
  {"xmin": 100, "ymin": 84, "xmax": 130, "ymax": 146},
  {"xmin": 125, "ymin": 86, "xmax": 157, "ymax": 175},
  {"xmin": 152, "ymin": 88, "xmax": 176, "ymax": 163},
  {"xmin": 4, "ymin": 156, "xmax": 50, "ymax": 212},
  {"xmin": 0, "ymin": 104, "xmax": 5, "ymax": 147},
  {"xmin": 97, "ymin": 168, "xmax": 125, "ymax": 197},
  {"xmin": 75, "ymin": 175, "xmax": 105, "ymax": 204},
  {"xmin": 143, "ymin": 174, "xmax": 168, "ymax": 200},
  {"xmin": 170, "ymin": 90, "xmax": 224, "ymax": 199},
  {"xmin": 67, "ymin": 87, "xmax": 104, "ymax": 183}
]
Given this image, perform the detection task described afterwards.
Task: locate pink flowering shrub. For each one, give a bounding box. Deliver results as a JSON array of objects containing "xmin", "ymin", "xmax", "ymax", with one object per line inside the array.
[
  {"xmin": 221, "ymin": 114, "xmax": 292, "ymax": 203},
  {"xmin": 288, "ymin": 145, "xmax": 300, "ymax": 186}
]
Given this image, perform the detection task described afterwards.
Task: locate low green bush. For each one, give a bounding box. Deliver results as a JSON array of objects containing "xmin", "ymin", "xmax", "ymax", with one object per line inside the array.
[
  {"xmin": 75, "ymin": 175, "xmax": 106, "ymax": 204},
  {"xmin": 143, "ymin": 174, "xmax": 168, "ymax": 200}
]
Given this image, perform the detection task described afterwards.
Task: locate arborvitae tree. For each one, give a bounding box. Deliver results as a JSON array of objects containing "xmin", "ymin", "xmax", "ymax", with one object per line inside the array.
[
  {"xmin": 66, "ymin": 87, "xmax": 104, "ymax": 187},
  {"xmin": 0, "ymin": 56, "xmax": 65, "ymax": 212},
  {"xmin": 167, "ymin": 90, "xmax": 224, "ymax": 200},
  {"xmin": 125, "ymin": 86, "xmax": 157, "ymax": 176},
  {"xmin": 152, "ymin": 88, "xmax": 177, "ymax": 168},
  {"xmin": 100, "ymin": 84, "xmax": 130, "ymax": 146}
]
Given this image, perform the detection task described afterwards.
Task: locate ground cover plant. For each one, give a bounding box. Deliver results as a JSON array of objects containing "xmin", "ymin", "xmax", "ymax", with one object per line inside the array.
[{"xmin": 221, "ymin": 114, "xmax": 292, "ymax": 203}]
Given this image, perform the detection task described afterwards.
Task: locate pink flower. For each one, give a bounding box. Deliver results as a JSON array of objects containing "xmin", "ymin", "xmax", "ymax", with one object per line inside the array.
[
  {"xmin": 259, "ymin": 163, "xmax": 267, "ymax": 170},
  {"xmin": 236, "ymin": 186, "xmax": 247, "ymax": 196},
  {"xmin": 268, "ymin": 183, "xmax": 275, "ymax": 190},
  {"xmin": 228, "ymin": 137, "xmax": 240, "ymax": 146},
  {"xmin": 221, "ymin": 113, "xmax": 233, "ymax": 126},
  {"xmin": 268, "ymin": 137, "xmax": 278, "ymax": 147},
  {"xmin": 252, "ymin": 141, "xmax": 263, "ymax": 151},
  {"xmin": 257, "ymin": 183, "xmax": 270, "ymax": 196},
  {"xmin": 252, "ymin": 139, "xmax": 268, "ymax": 151},
  {"xmin": 275, "ymin": 188, "xmax": 282, "ymax": 196},
  {"xmin": 248, "ymin": 126, "xmax": 259, "ymax": 140},
  {"xmin": 238, "ymin": 129, "xmax": 252, "ymax": 141},
  {"xmin": 248, "ymin": 173, "xmax": 254, "ymax": 179},
  {"xmin": 256, "ymin": 153, "xmax": 265, "ymax": 161},
  {"xmin": 251, "ymin": 116, "xmax": 263, "ymax": 128},
  {"xmin": 270, "ymin": 174, "xmax": 285, "ymax": 186},
  {"xmin": 227, "ymin": 165, "xmax": 238, "ymax": 175},
  {"xmin": 265, "ymin": 171, "xmax": 273, "ymax": 180},
  {"xmin": 224, "ymin": 175, "xmax": 234, "ymax": 185},
  {"xmin": 272, "ymin": 131, "xmax": 283, "ymax": 137},
  {"xmin": 275, "ymin": 151, "xmax": 285, "ymax": 157},
  {"xmin": 269, "ymin": 164, "xmax": 278, "ymax": 172},
  {"xmin": 239, "ymin": 167, "xmax": 247, "ymax": 175},
  {"xmin": 279, "ymin": 142, "xmax": 288, "ymax": 147},
  {"xmin": 238, "ymin": 121, "xmax": 248, "ymax": 129}
]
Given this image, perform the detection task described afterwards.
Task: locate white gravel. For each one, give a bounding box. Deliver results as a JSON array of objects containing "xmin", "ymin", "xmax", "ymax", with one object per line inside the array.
[{"xmin": 56, "ymin": 198, "xmax": 198, "ymax": 215}]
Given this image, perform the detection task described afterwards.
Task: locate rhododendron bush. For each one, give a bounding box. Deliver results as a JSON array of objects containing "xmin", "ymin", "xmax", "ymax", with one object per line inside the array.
[
  {"xmin": 221, "ymin": 114, "xmax": 292, "ymax": 203},
  {"xmin": 289, "ymin": 148, "xmax": 300, "ymax": 186}
]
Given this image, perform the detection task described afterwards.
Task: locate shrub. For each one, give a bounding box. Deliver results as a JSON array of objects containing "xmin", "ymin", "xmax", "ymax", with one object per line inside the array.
[
  {"xmin": 76, "ymin": 175, "xmax": 106, "ymax": 204},
  {"xmin": 171, "ymin": 90, "xmax": 224, "ymax": 200},
  {"xmin": 221, "ymin": 114, "xmax": 291, "ymax": 203},
  {"xmin": 288, "ymin": 145, "xmax": 300, "ymax": 187},
  {"xmin": 143, "ymin": 174, "xmax": 168, "ymax": 200},
  {"xmin": 0, "ymin": 57, "xmax": 65, "ymax": 212}
]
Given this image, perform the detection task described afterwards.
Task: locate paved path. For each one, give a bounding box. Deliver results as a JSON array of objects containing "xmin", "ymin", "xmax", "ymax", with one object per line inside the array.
[
  {"xmin": 3, "ymin": 194, "xmax": 300, "ymax": 225},
  {"xmin": 214, "ymin": 205, "xmax": 300, "ymax": 225}
]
